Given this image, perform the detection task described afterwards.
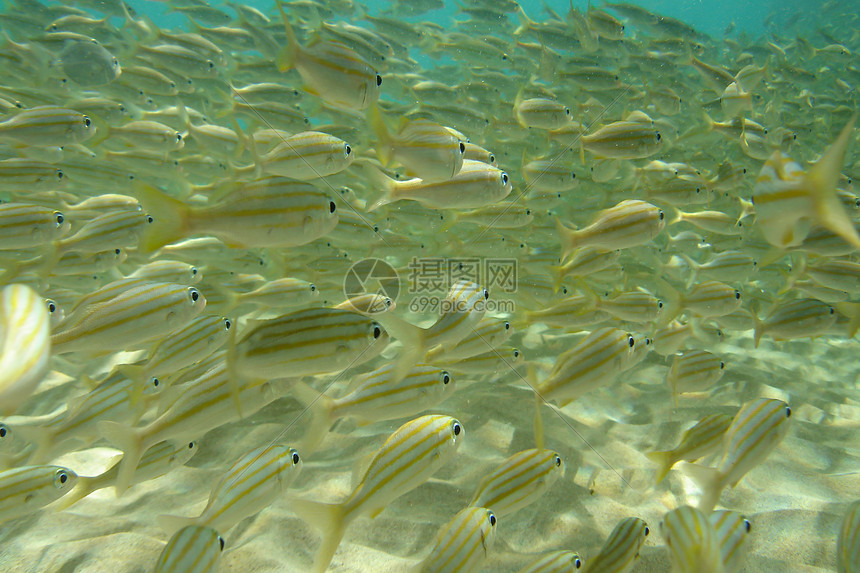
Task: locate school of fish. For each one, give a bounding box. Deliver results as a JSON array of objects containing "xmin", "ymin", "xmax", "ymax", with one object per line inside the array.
[{"xmin": 0, "ymin": 0, "xmax": 859, "ymax": 571}]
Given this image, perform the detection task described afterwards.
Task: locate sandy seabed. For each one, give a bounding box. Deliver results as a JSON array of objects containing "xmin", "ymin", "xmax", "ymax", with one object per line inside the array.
[{"xmin": 1, "ymin": 327, "xmax": 858, "ymax": 573}]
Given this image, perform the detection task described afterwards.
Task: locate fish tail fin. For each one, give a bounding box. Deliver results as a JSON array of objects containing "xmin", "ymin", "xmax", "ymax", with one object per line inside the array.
[
  {"xmin": 555, "ymin": 217, "xmax": 578, "ymax": 261},
  {"xmin": 644, "ymin": 450, "xmax": 674, "ymax": 484},
  {"xmin": 291, "ymin": 379, "xmax": 335, "ymax": 455},
  {"xmin": 276, "ymin": 0, "xmax": 299, "ymax": 72},
  {"xmin": 549, "ymin": 264, "xmax": 567, "ymax": 294},
  {"xmin": 364, "ymin": 165, "xmax": 398, "ymax": 212},
  {"xmin": 680, "ymin": 462, "xmax": 724, "ymax": 512},
  {"xmin": 677, "ymin": 253, "xmax": 699, "ymax": 289},
  {"xmin": 97, "ymin": 420, "xmax": 143, "ymax": 495},
  {"xmin": 514, "ymin": 5, "xmax": 536, "ymax": 35},
  {"xmin": 157, "ymin": 513, "xmax": 196, "ymax": 535},
  {"xmin": 291, "ymin": 498, "xmax": 348, "ymax": 573},
  {"xmin": 805, "ymin": 115, "xmax": 860, "ymax": 249},
  {"xmin": 752, "ymin": 310, "xmax": 765, "ymax": 348},
  {"xmin": 367, "ymin": 102, "xmax": 394, "ymax": 166},
  {"xmin": 135, "ymin": 182, "xmax": 191, "ymax": 253},
  {"xmin": 834, "ymin": 302, "xmax": 860, "ymax": 338}
]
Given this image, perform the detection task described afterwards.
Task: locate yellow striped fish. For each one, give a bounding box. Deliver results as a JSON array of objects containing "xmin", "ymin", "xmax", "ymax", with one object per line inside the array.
[
  {"xmin": 665, "ymin": 350, "xmax": 725, "ymax": 404},
  {"xmin": 292, "ymin": 414, "xmax": 464, "ymax": 573},
  {"xmin": 556, "ymin": 200, "xmax": 664, "ymax": 260},
  {"xmin": 837, "ymin": 500, "xmax": 860, "ymax": 573},
  {"xmin": 117, "ymin": 314, "xmax": 232, "ymax": 390},
  {"xmin": 54, "ymin": 209, "xmax": 153, "ymax": 256},
  {"xmin": 231, "ymin": 307, "xmax": 388, "ymax": 381},
  {"xmin": 426, "ymin": 317, "xmax": 512, "ymax": 363},
  {"xmin": 753, "ymin": 298, "xmax": 836, "ymax": 347},
  {"xmin": 660, "ymin": 505, "xmax": 724, "ymax": 573},
  {"xmin": 581, "ymin": 120, "xmax": 662, "ymax": 159},
  {"xmin": 709, "ymin": 510, "xmax": 751, "ymax": 573},
  {"xmin": 153, "ymin": 525, "xmax": 224, "ymax": 573},
  {"xmin": 468, "ymin": 448, "xmax": 564, "ymax": 518},
  {"xmin": 752, "ymin": 116, "xmax": 860, "ymax": 249},
  {"xmin": 369, "ymin": 105, "xmax": 465, "ymax": 181},
  {"xmin": 646, "ymin": 413, "xmax": 733, "ymax": 483},
  {"xmin": 251, "ymin": 131, "xmax": 354, "ymax": 180},
  {"xmin": 136, "ymin": 177, "xmax": 338, "ymax": 252},
  {"xmin": 0, "ymin": 284, "xmax": 51, "ymax": 416},
  {"xmin": 682, "ymin": 398, "xmax": 791, "ymax": 511},
  {"xmin": 276, "ymin": 0, "xmax": 381, "ymax": 110},
  {"xmin": 444, "ymin": 346, "xmax": 524, "ymax": 375},
  {"xmin": 535, "ymin": 328, "xmax": 637, "ymax": 405},
  {"xmin": 0, "ymin": 106, "xmax": 92, "ymax": 146},
  {"xmin": 0, "ymin": 464, "xmax": 77, "ymax": 523},
  {"xmin": 56, "ymin": 440, "xmax": 198, "ymax": 510},
  {"xmin": 51, "ymin": 282, "xmax": 206, "ymax": 355},
  {"xmin": 517, "ymin": 549, "xmax": 583, "ymax": 572},
  {"xmin": 583, "ymin": 517, "xmax": 649, "ymax": 573},
  {"xmin": 412, "ymin": 506, "xmax": 497, "ymax": 573},
  {"xmin": 159, "ymin": 445, "xmax": 301, "ymax": 534},
  {"xmin": 0, "ymin": 203, "xmax": 70, "ymax": 250},
  {"xmin": 515, "ymin": 96, "xmax": 571, "ymax": 130},
  {"xmin": 366, "ymin": 159, "xmax": 512, "ymax": 211}
]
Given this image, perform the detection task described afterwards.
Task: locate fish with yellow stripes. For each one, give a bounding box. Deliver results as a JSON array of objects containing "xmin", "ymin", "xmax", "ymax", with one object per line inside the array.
[
  {"xmin": 660, "ymin": 505, "xmax": 724, "ymax": 573},
  {"xmin": 556, "ymin": 200, "xmax": 665, "ymax": 261},
  {"xmin": 291, "ymin": 414, "xmax": 464, "ymax": 573},
  {"xmin": 0, "ymin": 284, "xmax": 51, "ymax": 415},
  {"xmin": 136, "ymin": 177, "xmax": 339, "ymax": 252},
  {"xmin": 682, "ymin": 398, "xmax": 791, "ymax": 511},
  {"xmin": 646, "ymin": 413, "xmax": 733, "ymax": 483},
  {"xmin": 153, "ymin": 524, "xmax": 224, "ymax": 573},
  {"xmin": 0, "ymin": 464, "xmax": 77, "ymax": 523},
  {"xmin": 159, "ymin": 445, "xmax": 301, "ymax": 534},
  {"xmin": 583, "ymin": 516, "xmax": 649, "ymax": 573},
  {"xmin": 752, "ymin": 116, "xmax": 860, "ymax": 250},
  {"xmin": 517, "ymin": 549, "xmax": 583, "ymax": 572},
  {"xmin": 709, "ymin": 510, "xmax": 751, "ymax": 573},
  {"xmin": 412, "ymin": 506, "xmax": 497, "ymax": 573},
  {"xmin": 469, "ymin": 448, "xmax": 564, "ymax": 518},
  {"xmin": 50, "ymin": 282, "xmax": 206, "ymax": 355}
]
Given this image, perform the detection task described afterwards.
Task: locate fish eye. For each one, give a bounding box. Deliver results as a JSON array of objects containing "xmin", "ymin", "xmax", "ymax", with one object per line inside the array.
[
  {"xmin": 329, "ymin": 201, "xmax": 336, "ymax": 213},
  {"xmin": 574, "ymin": 557, "xmax": 582, "ymax": 569},
  {"xmin": 224, "ymin": 319, "xmax": 232, "ymax": 330},
  {"xmin": 54, "ymin": 469, "xmax": 69, "ymax": 487},
  {"xmin": 628, "ymin": 335, "xmax": 635, "ymax": 347},
  {"xmin": 54, "ymin": 212, "xmax": 64, "ymax": 226},
  {"xmin": 734, "ymin": 290, "xmax": 741, "ymax": 299},
  {"xmin": 489, "ymin": 154, "xmax": 496, "ymax": 163},
  {"xmin": 513, "ymin": 349, "xmax": 520, "ymax": 358},
  {"xmin": 501, "ymin": 172, "xmax": 508, "ymax": 185},
  {"xmin": 376, "ymin": 74, "xmax": 382, "ymax": 86},
  {"xmin": 459, "ymin": 141, "xmax": 465, "ymax": 153},
  {"xmin": 56, "ymin": 169, "xmax": 64, "ymax": 180},
  {"xmin": 291, "ymin": 450, "xmax": 300, "ymax": 464},
  {"xmin": 218, "ymin": 536, "xmax": 225, "ymax": 551},
  {"xmin": 114, "ymin": 248, "xmax": 121, "ymax": 255},
  {"xmin": 785, "ymin": 407, "xmax": 791, "ymax": 417},
  {"xmin": 657, "ymin": 300, "xmax": 663, "ymax": 308},
  {"xmin": 452, "ymin": 421, "xmax": 462, "ymax": 436},
  {"xmin": 372, "ymin": 324, "xmax": 382, "ymax": 338},
  {"xmin": 483, "ymin": 288, "xmax": 489, "ymax": 300},
  {"xmin": 344, "ymin": 143, "xmax": 352, "ymax": 155},
  {"xmin": 188, "ymin": 442, "xmax": 195, "ymax": 449},
  {"xmin": 146, "ymin": 215, "xmax": 154, "ymax": 223},
  {"xmin": 614, "ymin": 75, "xmax": 619, "ymax": 80},
  {"xmin": 0, "ymin": 425, "xmax": 6, "ymax": 438},
  {"xmin": 564, "ymin": 107, "xmax": 570, "ymax": 115},
  {"xmin": 191, "ymin": 267, "xmax": 198, "ymax": 275},
  {"xmin": 744, "ymin": 519, "xmax": 751, "ymax": 533},
  {"xmin": 719, "ymin": 361, "xmax": 725, "ymax": 369},
  {"xmin": 83, "ymin": 116, "xmax": 91, "ymax": 128},
  {"xmin": 188, "ymin": 288, "xmax": 200, "ymax": 302},
  {"xmin": 555, "ymin": 454, "xmax": 561, "ymax": 466},
  {"xmin": 208, "ymin": 60, "xmax": 215, "ymax": 69},
  {"xmin": 47, "ymin": 300, "xmax": 57, "ymax": 313},
  {"xmin": 829, "ymin": 306, "xmax": 835, "ymax": 314},
  {"xmin": 442, "ymin": 372, "xmax": 450, "ymax": 384},
  {"xmin": 656, "ymin": 132, "xmax": 661, "ymax": 141},
  {"xmin": 645, "ymin": 338, "xmax": 652, "ymax": 345},
  {"xmin": 151, "ymin": 377, "xmax": 160, "ymax": 388},
  {"xmin": 504, "ymin": 321, "xmax": 510, "ymax": 330},
  {"xmin": 644, "ymin": 526, "xmax": 650, "ymax": 536},
  {"xmin": 489, "ymin": 512, "xmax": 496, "ymax": 526},
  {"xmin": 310, "ymin": 283, "xmax": 316, "ymax": 292},
  {"xmin": 658, "ymin": 210, "xmax": 664, "ymax": 220}
]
